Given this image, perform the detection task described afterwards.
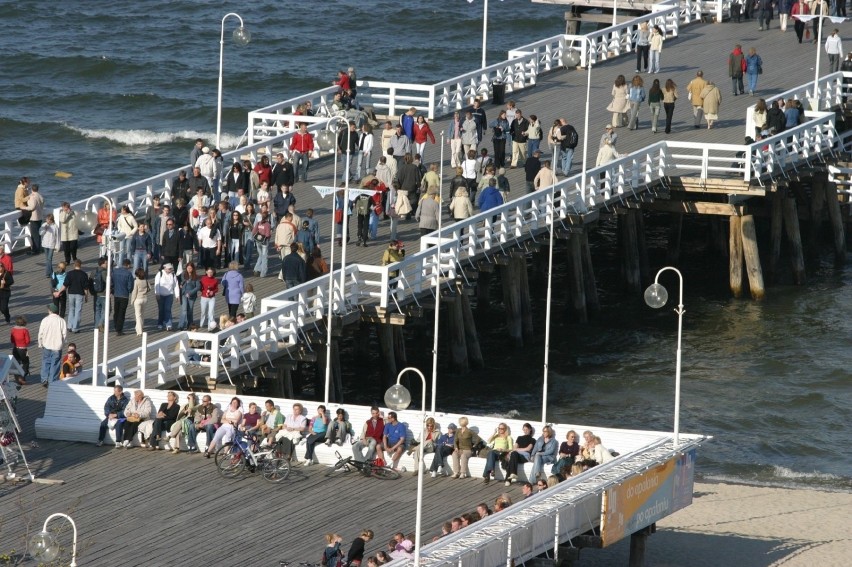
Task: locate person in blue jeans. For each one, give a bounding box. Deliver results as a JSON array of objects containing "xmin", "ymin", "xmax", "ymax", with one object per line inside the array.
[
  {"xmin": 38, "ymin": 303, "xmax": 67, "ymax": 385},
  {"xmin": 529, "ymin": 425, "xmax": 559, "ymax": 481},
  {"xmin": 187, "ymin": 395, "xmax": 221, "ymax": 452},
  {"xmin": 97, "ymin": 385, "xmax": 129, "ymax": 446},
  {"xmin": 429, "ymin": 423, "xmax": 456, "ymax": 477}
]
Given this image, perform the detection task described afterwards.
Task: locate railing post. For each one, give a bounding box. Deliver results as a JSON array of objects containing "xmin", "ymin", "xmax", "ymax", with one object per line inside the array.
[
  {"xmin": 92, "ymin": 328, "xmax": 100, "ymax": 387},
  {"xmin": 428, "ymin": 85, "xmax": 436, "ymax": 120},
  {"xmin": 139, "ymin": 332, "xmax": 147, "ymax": 390}
]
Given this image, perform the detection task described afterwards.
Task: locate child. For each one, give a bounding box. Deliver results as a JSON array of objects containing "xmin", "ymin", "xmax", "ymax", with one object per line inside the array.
[
  {"xmin": 60, "ymin": 351, "xmax": 81, "ymax": 379},
  {"xmin": 241, "ymin": 283, "xmax": 256, "ymax": 318},
  {"xmin": 61, "ymin": 343, "xmax": 83, "ymax": 370},
  {"xmin": 10, "ymin": 316, "xmax": 30, "ymax": 385}
]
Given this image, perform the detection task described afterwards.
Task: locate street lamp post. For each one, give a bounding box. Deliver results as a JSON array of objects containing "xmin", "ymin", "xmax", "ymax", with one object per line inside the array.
[
  {"xmin": 384, "ymin": 367, "xmax": 427, "ymax": 567},
  {"xmin": 81, "ymin": 195, "xmax": 120, "ymax": 386},
  {"xmin": 318, "ymin": 117, "xmax": 353, "ymax": 403},
  {"xmin": 29, "ymin": 513, "xmax": 78, "ymax": 566},
  {"xmin": 540, "ymin": 182, "xmax": 557, "ymax": 427},
  {"xmin": 562, "ymin": 38, "xmax": 594, "ymax": 208},
  {"xmin": 643, "ymin": 266, "xmax": 684, "ymax": 447},
  {"xmin": 430, "ymin": 134, "xmax": 445, "ymax": 413},
  {"xmin": 216, "ymin": 12, "xmax": 251, "ymax": 151}
]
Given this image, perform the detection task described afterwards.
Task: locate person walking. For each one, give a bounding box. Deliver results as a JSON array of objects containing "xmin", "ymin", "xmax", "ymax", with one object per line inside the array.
[
  {"xmin": 221, "ymin": 261, "xmax": 244, "ymax": 318},
  {"xmin": 130, "ymin": 268, "xmax": 150, "ymax": 336},
  {"xmin": 777, "ymin": 0, "xmax": 792, "ymax": 31},
  {"xmin": 791, "ymin": 0, "xmax": 810, "ymax": 43},
  {"xmin": 606, "ymin": 75, "xmax": 630, "ymax": 128},
  {"xmin": 10, "ymin": 316, "xmax": 30, "ymax": 383},
  {"xmin": 686, "ymin": 71, "xmax": 708, "ymax": 129},
  {"xmin": 729, "ymin": 44, "xmax": 746, "ymax": 96},
  {"xmin": 811, "ymin": 0, "xmax": 828, "ymax": 43},
  {"xmin": 825, "ymin": 29, "xmax": 843, "ymax": 73},
  {"xmin": 38, "ymin": 303, "xmax": 66, "ymax": 386},
  {"xmin": 414, "ymin": 186, "xmax": 441, "ymax": 236},
  {"xmin": 39, "ymin": 214, "xmax": 60, "ymax": 279},
  {"xmin": 154, "ymin": 263, "xmax": 178, "ymax": 330},
  {"xmin": 509, "ymin": 109, "xmax": 529, "ymax": 167},
  {"xmin": 627, "ymin": 75, "xmax": 646, "ymax": 130},
  {"xmin": 0, "ymin": 263, "xmax": 12, "ymax": 325},
  {"xmin": 489, "ymin": 110, "xmax": 510, "ymax": 169},
  {"xmin": 701, "ymin": 81, "xmax": 722, "ymax": 129},
  {"xmin": 64, "ymin": 260, "xmax": 90, "ymax": 333},
  {"xmin": 558, "ymin": 118, "xmax": 579, "ymax": 176},
  {"xmin": 649, "ymin": 25, "xmax": 664, "ymax": 73},
  {"xmin": 647, "ymin": 79, "xmax": 663, "ymax": 133},
  {"xmin": 199, "ymin": 267, "xmax": 219, "ymax": 329},
  {"xmin": 57, "ymin": 202, "xmax": 79, "ymax": 264},
  {"xmin": 663, "ymin": 79, "xmax": 678, "ymax": 134},
  {"xmin": 745, "ymin": 47, "xmax": 764, "ymax": 96},
  {"xmin": 756, "ymin": 0, "xmax": 773, "ymax": 30}
]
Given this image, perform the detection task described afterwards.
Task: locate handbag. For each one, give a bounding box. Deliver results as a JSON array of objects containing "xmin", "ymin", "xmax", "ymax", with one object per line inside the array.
[
  {"xmin": 757, "ymin": 61, "xmax": 763, "ymax": 75},
  {"xmin": 126, "ymin": 415, "xmax": 141, "ymax": 423},
  {"xmin": 334, "ymin": 209, "xmax": 343, "ymax": 224},
  {"xmin": 253, "ymin": 232, "xmax": 269, "ymax": 245}
]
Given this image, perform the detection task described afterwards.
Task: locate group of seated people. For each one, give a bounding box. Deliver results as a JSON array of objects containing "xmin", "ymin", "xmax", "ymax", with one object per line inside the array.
[{"xmin": 96, "ymin": 390, "xmax": 618, "ymax": 486}]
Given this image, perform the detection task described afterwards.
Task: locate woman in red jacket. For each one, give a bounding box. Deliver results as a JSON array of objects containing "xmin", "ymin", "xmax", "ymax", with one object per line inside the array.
[
  {"xmin": 10, "ymin": 316, "xmax": 29, "ymax": 385},
  {"xmin": 199, "ymin": 267, "xmax": 219, "ymax": 330},
  {"xmin": 413, "ymin": 116, "xmax": 436, "ymax": 161}
]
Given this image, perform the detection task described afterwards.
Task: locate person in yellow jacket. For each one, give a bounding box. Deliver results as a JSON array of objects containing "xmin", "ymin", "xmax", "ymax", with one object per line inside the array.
[{"xmin": 686, "ymin": 70, "xmax": 708, "ymax": 129}]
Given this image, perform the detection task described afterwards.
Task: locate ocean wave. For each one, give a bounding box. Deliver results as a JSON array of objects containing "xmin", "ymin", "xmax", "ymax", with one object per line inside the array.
[
  {"xmin": 62, "ymin": 125, "xmax": 243, "ymax": 149},
  {"xmin": 770, "ymin": 465, "xmax": 841, "ymax": 481}
]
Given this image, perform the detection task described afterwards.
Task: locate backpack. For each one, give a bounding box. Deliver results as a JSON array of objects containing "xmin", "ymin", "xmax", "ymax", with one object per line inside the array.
[
  {"xmin": 561, "ymin": 126, "xmax": 579, "ymax": 150},
  {"xmin": 355, "ymin": 195, "xmax": 371, "ymax": 216},
  {"xmin": 90, "ymin": 268, "xmax": 105, "ymax": 294}
]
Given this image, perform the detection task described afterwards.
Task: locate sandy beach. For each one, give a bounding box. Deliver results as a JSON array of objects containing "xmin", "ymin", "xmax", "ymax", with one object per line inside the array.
[{"xmin": 577, "ymin": 481, "xmax": 852, "ymax": 566}]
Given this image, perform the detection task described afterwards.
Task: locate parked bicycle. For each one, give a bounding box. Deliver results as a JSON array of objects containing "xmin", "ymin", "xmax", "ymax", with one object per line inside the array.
[
  {"xmin": 215, "ymin": 430, "xmax": 291, "ymax": 482},
  {"xmin": 324, "ymin": 450, "xmax": 400, "ymax": 479}
]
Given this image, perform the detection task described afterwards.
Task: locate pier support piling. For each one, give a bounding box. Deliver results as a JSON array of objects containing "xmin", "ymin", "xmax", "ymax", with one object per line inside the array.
[
  {"xmin": 378, "ymin": 323, "xmax": 397, "ymax": 387},
  {"xmin": 580, "ymin": 229, "xmax": 600, "ymax": 313},
  {"xmin": 769, "ymin": 191, "xmax": 783, "ymax": 283},
  {"xmin": 448, "ymin": 289, "xmax": 469, "ymax": 371},
  {"xmin": 782, "ymin": 196, "xmax": 807, "ymax": 285},
  {"xmin": 459, "ymin": 282, "xmax": 484, "ymax": 368},
  {"xmin": 475, "ymin": 266, "xmax": 493, "ymax": 316},
  {"xmin": 567, "ymin": 234, "xmax": 588, "ymax": 323},
  {"xmin": 500, "ymin": 258, "xmax": 524, "ymax": 347},
  {"xmin": 619, "ymin": 210, "xmax": 642, "ymax": 294},
  {"xmin": 666, "ymin": 212, "xmax": 683, "ymax": 265},
  {"xmin": 729, "ymin": 216, "xmax": 744, "ymax": 298},
  {"xmin": 740, "ymin": 214, "xmax": 765, "ymax": 300},
  {"xmin": 824, "ymin": 181, "xmax": 847, "ymax": 262},
  {"xmin": 517, "ymin": 255, "xmax": 534, "ymax": 338}
]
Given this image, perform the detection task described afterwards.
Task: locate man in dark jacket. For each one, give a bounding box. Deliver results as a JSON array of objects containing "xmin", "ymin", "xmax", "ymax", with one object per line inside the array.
[
  {"xmin": 337, "ymin": 121, "xmax": 359, "ymax": 181},
  {"xmin": 97, "ymin": 384, "xmax": 129, "ymax": 446},
  {"xmin": 281, "ymin": 243, "xmax": 306, "ymax": 289},
  {"xmin": 509, "ymin": 109, "xmax": 530, "ymax": 167},
  {"xmin": 111, "ymin": 259, "xmax": 134, "ymax": 336},
  {"xmin": 171, "ymin": 170, "xmax": 191, "ymax": 203},
  {"xmin": 160, "ymin": 217, "xmax": 182, "ymax": 268},
  {"xmin": 270, "ymin": 152, "xmax": 295, "ymax": 191},
  {"xmin": 728, "ymin": 44, "xmax": 746, "ymax": 96},
  {"xmin": 524, "ymin": 150, "xmax": 542, "ymax": 193},
  {"xmin": 273, "ymin": 186, "xmax": 297, "ymax": 220},
  {"xmin": 188, "ymin": 167, "xmax": 211, "ymax": 198}
]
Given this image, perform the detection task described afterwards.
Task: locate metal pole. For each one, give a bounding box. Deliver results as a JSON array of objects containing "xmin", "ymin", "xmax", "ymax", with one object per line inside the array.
[
  {"xmin": 430, "ymin": 134, "xmax": 445, "ymax": 413},
  {"xmin": 324, "ymin": 116, "xmax": 346, "ymax": 404},
  {"xmin": 814, "ymin": 16, "xmax": 825, "ymax": 109},
  {"xmin": 42, "ymin": 513, "xmax": 78, "ymax": 567},
  {"xmin": 396, "ymin": 367, "xmax": 427, "ymax": 567},
  {"xmin": 613, "ymin": 0, "xmax": 617, "ymax": 27},
  {"xmin": 482, "ymin": 0, "xmax": 489, "ymax": 69},
  {"xmin": 86, "ymin": 194, "xmax": 116, "ymax": 385},
  {"xmin": 339, "ymin": 125, "xmax": 353, "ymax": 304},
  {"xmin": 580, "ymin": 38, "xmax": 593, "ymax": 206},
  {"xmin": 652, "ymin": 266, "xmax": 684, "ymax": 447},
  {"xmin": 216, "ymin": 13, "xmax": 244, "ymax": 151},
  {"xmin": 541, "ymin": 183, "xmax": 556, "ymax": 428}
]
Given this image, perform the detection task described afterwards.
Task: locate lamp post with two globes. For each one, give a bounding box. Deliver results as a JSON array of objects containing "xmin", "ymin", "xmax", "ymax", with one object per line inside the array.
[
  {"xmin": 644, "ymin": 266, "xmax": 684, "ymax": 447},
  {"xmin": 384, "ymin": 367, "xmax": 427, "ymax": 567},
  {"xmin": 29, "ymin": 513, "xmax": 78, "ymax": 566},
  {"xmin": 216, "ymin": 13, "xmax": 251, "ymax": 151}
]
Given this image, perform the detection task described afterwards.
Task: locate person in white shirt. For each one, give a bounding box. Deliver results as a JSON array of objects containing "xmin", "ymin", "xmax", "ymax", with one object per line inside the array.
[
  {"xmin": 275, "ymin": 402, "xmax": 307, "ymax": 449},
  {"xmin": 154, "ymin": 263, "xmax": 178, "ymax": 330},
  {"xmin": 355, "ymin": 123, "xmax": 374, "ymax": 182},
  {"xmin": 825, "ymin": 29, "xmax": 844, "ymax": 73},
  {"xmin": 38, "ymin": 303, "xmax": 67, "ymax": 385}
]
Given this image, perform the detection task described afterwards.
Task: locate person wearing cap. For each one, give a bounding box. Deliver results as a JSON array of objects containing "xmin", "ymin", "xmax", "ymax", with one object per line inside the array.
[
  {"xmin": 194, "ymin": 146, "xmax": 216, "ymax": 190},
  {"xmin": 38, "ymin": 303, "xmax": 67, "ymax": 386},
  {"xmin": 600, "ymin": 124, "xmax": 618, "ymax": 149},
  {"xmin": 154, "ymin": 263, "xmax": 178, "ymax": 331},
  {"xmin": 429, "ymin": 422, "xmax": 456, "ymax": 477}
]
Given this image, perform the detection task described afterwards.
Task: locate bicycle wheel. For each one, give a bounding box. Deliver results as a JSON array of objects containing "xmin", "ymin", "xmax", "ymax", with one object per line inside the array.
[
  {"xmin": 216, "ymin": 443, "xmax": 246, "ymax": 478},
  {"xmin": 262, "ymin": 458, "xmax": 291, "ymax": 483},
  {"xmin": 370, "ymin": 465, "xmax": 400, "ymax": 480},
  {"xmin": 325, "ymin": 458, "xmax": 351, "ymax": 477}
]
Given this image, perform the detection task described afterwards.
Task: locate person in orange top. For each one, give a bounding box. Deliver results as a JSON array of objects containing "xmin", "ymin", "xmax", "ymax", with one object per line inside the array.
[
  {"xmin": 0, "ymin": 247, "xmax": 13, "ymax": 275},
  {"xmin": 96, "ymin": 201, "xmax": 117, "ymax": 257},
  {"xmin": 10, "ymin": 315, "xmax": 30, "ymax": 384}
]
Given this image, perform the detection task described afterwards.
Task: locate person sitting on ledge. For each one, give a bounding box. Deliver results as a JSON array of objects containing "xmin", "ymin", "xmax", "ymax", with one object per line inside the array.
[
  {"xmin": 148, "ymin": 391, "xmax": 180, "ymax": 450},
  {"xmin": 504, "ymin": 423, "xmax": 535, "ymax": 486},
  {"xmin": 325, "ymin": 408, "xmax": 354, "ymax": 446},
  {"xmin": 97, "ymin": 384, "xmax": 129, "ymax": 447},
  {"xmin": 190, "ymin": 395, "xmax": 222, "ymax": 453},
  {"xmin": 481, "ymin": 422, "xmax": 513, "ymax": 484},
  {"xmin": 276, "ymin": 403, "xmax": 308, "ymax": 461},
  {"xmin": 382, "ymin": 411, "xmax": 408, "ymax": 471},
  {"xmin": 529, "ymin": 425, "xmax": 558, "ymax": 481},
  {"xmin": 120, "ymin": 389, "xmax": 155, "ymax": 448},
  {"xmin": 259, "ymin": 399, "xmax": 284, "ymax": 446},
  {"xmin": 303, "ymin": 405, "xmax": 330, "ymax": 466},
  {"xmin": 353, "ymin": 406, "xmax": 385, "ymax": 463},
  {"xmin": 205, "ymin": 396, "xmax": 243, "ymax": 458}
]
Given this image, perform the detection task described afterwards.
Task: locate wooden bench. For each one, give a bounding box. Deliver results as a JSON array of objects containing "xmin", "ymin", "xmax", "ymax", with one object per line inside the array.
[{"xmin": 35, "ymin": 383, "xmax": 668, "ymax": 483}]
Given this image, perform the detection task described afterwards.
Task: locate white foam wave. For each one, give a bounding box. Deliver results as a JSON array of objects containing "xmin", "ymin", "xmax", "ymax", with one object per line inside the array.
[
  {"xmin": 64, "ymin": 125, "xmax": 243, "ymax": 149},
  {"xmin": 771, "ymin": 465, "xmax": 841, "ymax": 481}
]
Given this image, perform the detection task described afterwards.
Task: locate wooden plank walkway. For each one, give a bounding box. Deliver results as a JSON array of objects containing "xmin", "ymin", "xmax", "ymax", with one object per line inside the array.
[{"xmin": 0, "ymin": 20, "xmax": 830, "ymax": 566}]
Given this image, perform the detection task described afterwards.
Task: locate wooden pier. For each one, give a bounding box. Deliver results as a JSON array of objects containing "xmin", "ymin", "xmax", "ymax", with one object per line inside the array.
[{"xmin": 1, "ymin": 11, "xmax": 850, "ymax": 566}]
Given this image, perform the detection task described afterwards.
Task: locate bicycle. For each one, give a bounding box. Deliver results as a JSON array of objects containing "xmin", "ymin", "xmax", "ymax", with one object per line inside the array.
[
  {"xmin": 324, "ymin": 450, "xmax": 401, "ymax": 479},
  {"xmin": 214, "ymin": 430, "xmax": 291, "ymax": 482}
]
